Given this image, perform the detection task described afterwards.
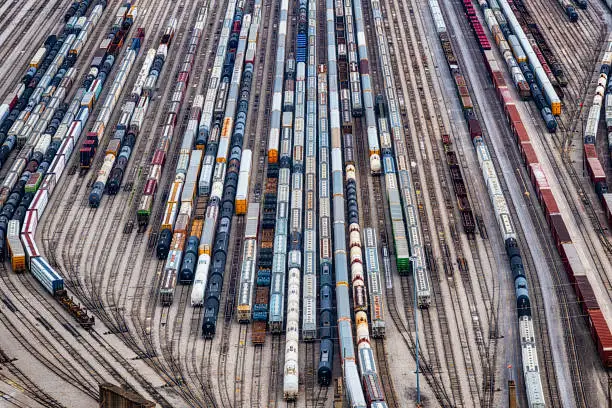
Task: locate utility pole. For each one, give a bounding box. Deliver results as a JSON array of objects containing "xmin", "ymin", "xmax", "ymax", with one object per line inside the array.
[
  {"xmin": 608, "ymin": 375, "xmax": 612, "ymax": 408},
  {"xmin": 410, "ymin": 255, "xmax": 420, "ymax": 406},
  {"xmin": 508, "ymin": 380, "xmax": 517, "ymax": 408}
]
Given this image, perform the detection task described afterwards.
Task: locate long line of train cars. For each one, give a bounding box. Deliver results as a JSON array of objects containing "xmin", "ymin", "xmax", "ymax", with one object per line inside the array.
[
  {"xmin": 89, "ymin": 10, "xmax": 181, "ymax": 208},
  {"xmin": 149, "ymin": 10, "xmax": 208, "ymax": 304},
  {"xmin": 482, "ymin": 0, "xmax": 611, "ymax": 370},
  {"xmin": 331, "ymin": 0, "xmax": 390, "ymax": 404},
  {"xmin": 302, "ymin": 0, "xmax": 318, "ymax": 343},
  {"xmin": 0, "ymin": 2, "xmax": 106, "ymax": 173},
  {"xmin": 584, "ymin": 47, "xmax": 612, "ymax": 227},
  {"xmin": 335, "ymin": 0, "xmax": 379, "ymax": 176},
  {"xmin": 316, "ymin": 66, "xmax": 334, "ymax": 386},
  {"xmin": 507, "ymin": 0, "xmax": 568, "ymax": 94},
  {"xmin": 236, "ymin": 203, "xmax": 259, "ymax": 320},
  {"xmin": 133, "ymin": 17, "xmax": 185, "ymax": 227},
  {"xmin": 0, "ymin": 0, "xmax": 100, "ymax": 149},
  {"xmin": 1, "ymin": 2, "xmax": 131, "ymax": 258},
  {"xmin": 197, "ymin": 0, "xmax": 249, "ymax": 204},
  {"xmin": 190, "ymin": 2, "xmax": 248, "ymax": 310},
  {"xmin": 280, "ymin": 0, "xmax": 310, "ymax": 397},
  {"xmin": 156, "ymin": 95, "xmax": 203, "ymax": 260},
  {"xmin": 471, "ymin": 0, "xmax": 558, "ymax": 131},
  {"xmin": 5, "ymin": 6, "xmax": 145, "ymax": 331},
  {"xmin": 430, "ymin": 1, "xmax": 547, "ymax": 405},
  {"xmin": 198, "ymin": 1, "xmax": 261, "ymax": 334},
  {"xmin": 369, "ymin": 0, "xmax": 430, "ymax": 303},
  {"xmin": 234, "ymin": 0, "xmax": 276, "ymax": 336},
  {"xmin": 438, "ymin": 130, "xmax": 476, "ymax": 234},
  {"xmin": 2, "ymin": 2, "xmax": 135, "ymax": 242}
]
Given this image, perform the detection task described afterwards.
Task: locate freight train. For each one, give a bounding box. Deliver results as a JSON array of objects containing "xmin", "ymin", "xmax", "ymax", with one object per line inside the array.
[
  {"xmin": 201, "ymin": 4, "xmax": 259, "ymax": 335},
  {"xmin": 584, "ymin": 49, "xmax": 610, "ymax": 199},
  {"xmin": 363, "ymin": 228, "xmax": 385, "ymax": 338},
  {"xmin": 197, "ymin": 1, "xmax": 244, "ymax": 148},
  {"xmin": 350, "ymin": 0, "xmax": 381, "ymax": 176},
  {"xmin": 236, "ymin": 204, "xmax": 259, "ymax": 321},
  {"xmin": 316, "ymin": 66, "xmax": 334, "ymax": 387},
  {"xmin": 440, "ymin": 132, "xmax": 476, "ymax": 234},
  {"xmin": 266, "ymin": 0, "xmax": 289, "ymax": 166},
  {"xmin": 494, "ymin": 0, "xmax": 561, "ymax": 116},
  {"xmin": 197, "ymin": 1, "xmax": 246, "ymax": 195},
  {"xmin": 343, "ymin": 0, "xmax": 363, "ymax": 117},
  {"xmin": 330, "ymin": 0, "xmax": 389, "ymax": 403},
  {"xmin": 0, "ymin": 2, "xmax": 106, "ymax": 171},
  {"xmin": 136, "ymin": 16, "xmax": 188, "ymax": 227},
  {"xmin": 320, "ymin": 42, "xmax": 366, "ymax": 406},
  {"xmin": 476, "ymin": 0, "xmax": 557, "ymax": 131},
  {"xmin": 283, "ymin": 0, "xmax": 310, "ymax": 398},
  {"xmin": 509, "ymin": 0, "xmax": 568, "ymax": 89},
  {"xmin": 266, "ymin": 0, "xmax": 291, "ymax": 335},
  {"xmin": 2, "ymin": 2, "xmax": 132, "ymax": 254},
  {"xmin": 459, "ymin": 0, "xmax": 612, "ymax": 372},
  {"xmin": 88, "ymin": 31, "xmax": 154, "ymax": 204},
  {"xmin": 301, "ymin": 0, "xmax": 318, "ymax": 343},
  {"xmin": 5, "ymin": 3, "xmax": 149, "ymax": 331},
  {"xmin": 157, "ymin": 93, "xmax": 201, "ymax": 258},
  {"xmin": 370, "ymin": 0, "xmax": 431, "ymax": 307},
  {"xmin": 430, "ymin": 0, "xmax": 550, "ymax": 403},
  {"xmin": 268, "ymin": 52, "xmax": 293, "ymax": 334}
]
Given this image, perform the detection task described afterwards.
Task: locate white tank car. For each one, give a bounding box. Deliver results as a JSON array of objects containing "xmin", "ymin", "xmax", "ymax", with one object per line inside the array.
[
  {"xmin": 191, "ymin": 254, "xmax": 210, "ymax": 306},
  {"xmin": 283, "ymin": 268, "xmax": 300, "ymax": 400}
]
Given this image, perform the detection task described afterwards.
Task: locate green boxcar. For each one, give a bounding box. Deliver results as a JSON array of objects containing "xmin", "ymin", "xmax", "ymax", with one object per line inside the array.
[
  {"xmin": 392, "ymin": 219, "xmax": 411, "ymax": 274},
  {"xmin": 25, "ymin": 172, "xmax": 42, "ymax": 193},
  {"xmin": 137, "ymin": 195, "xmax": 153, "ymax": 226}
]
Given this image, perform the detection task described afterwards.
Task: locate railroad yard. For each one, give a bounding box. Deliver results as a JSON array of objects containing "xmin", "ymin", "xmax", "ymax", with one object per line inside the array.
[{"xmin": 0, "ymin": 0, "xmax": 611, "ymax": 407}]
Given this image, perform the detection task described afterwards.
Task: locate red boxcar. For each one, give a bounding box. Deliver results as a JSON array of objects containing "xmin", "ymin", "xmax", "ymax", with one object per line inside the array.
[
  {"xmin": 144, "ymin": 178, "xmax": 157, "ymax": 196},
  {"xmin": 586, "ymin": 157, "xmax": 606, "ymax": 183},
  {"xmin": 468, "ymin": 119, "xmax": 482, "ymax": 139},
  {"xmin": 540, "ymin": 188, "xmax": 559, "ymax": 224},
  {"xmin": 152, "ymin": 149, "xmax": 166, "ymax": 166},
  {"xmin": 584, "ymin": 143, "xmax": 597, "ymax": 159},
  {"xmin": 587, "ymin": 309, "xmax": 612, "ymax": 368},
  {"xmin": 550, "ymin": 213, "xmax": 571, "ymax": 248},
  {"xmin": 522, "ymin": 142, "xmax": 538, "ymax": 165},
  {"xmin": 574, "ymin": 276, "xmax": 599, "ymax": 314},
  {"xmin": 515, "ymin": 122, "xmax": 529, "ymax": 144}
]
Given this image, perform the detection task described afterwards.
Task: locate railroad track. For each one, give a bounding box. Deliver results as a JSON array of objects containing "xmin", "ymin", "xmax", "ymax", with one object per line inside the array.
[
  {"xmin": 0, "ymin": 354, "xmax": 65, "ymax": 408},
  {"xmin": 0, "ymin": 279, "xmax": 98, "ymax": 400},
  {"xmin": 0, "ymin": 0, "xmax": 76, "ymax": 97},
  {"xmin": 51, "ymin": 3, "xmax": 209, "ymax": 406},
  {"xmin": 523, "ymin": 0, "xmax": 603, "ymax": 101},
  {"xmin": 358, "ymin": 0, "xmax": 459, "ymax": 406},
  {"xmin": 249, "ymin": 345, "xmax": 264, "ymax": 408},
  {"xmin": 302, "ymin": 341, "xmax": 330, "ymax": 408},
  {"xmin": 192, "ymin": 338, "xmax": 218, "ymax": 408},
  {"xmin": 415, "ymin": 4, "xmax": 501, "ymax": 405},
  {"xmin": 124, "ymin": 4, "xmax": 224, "ymax": 405},
  {"xmin": 267, "ymin": 335, "xmax": 283, "ymax": 408},
  {"xmin": 121, "ymin": 0, "xmax": 229, "ymax": 405},
  {"xmin": 372, "ymin": 339, "xmax": 398, "ymax": 408},
  {"xmin": 14, "ymin": 269, "xmax": 172, "ymax": 406},
  {"xmin": 377, "ymin": 0, "xmax": 493, "ymax": 404},
  {"xmin": 233, "ymin": 324, "xmax": 249, "ymax": 408},
  {"xmin": 215, "ymin": 213, "xmax": 245, "ymax": 408},
  {"xmin": 440, "ymin": 1, "xmax": 569, "ymax": 406},
  {"xmin": 382, "ymin": 269, "xmax": 453, "ymax": 406}
]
